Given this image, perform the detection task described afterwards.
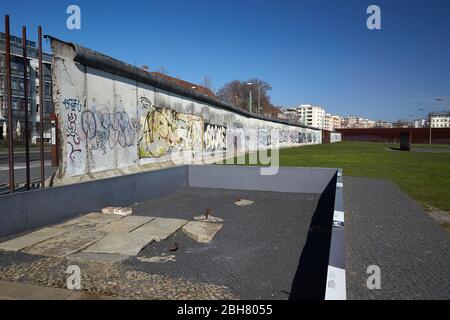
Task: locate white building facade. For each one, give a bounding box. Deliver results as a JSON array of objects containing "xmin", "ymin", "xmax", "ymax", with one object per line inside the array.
[
  {"xmin": 430, "ymin": 112, "xmax": 450, "ymax": 128},
  {"xmin": 295, "ymin": 104, "xmax": 325, "ymax": 129}
]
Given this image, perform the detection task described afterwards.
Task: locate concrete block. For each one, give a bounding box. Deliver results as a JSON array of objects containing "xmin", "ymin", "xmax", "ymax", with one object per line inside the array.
[
  {"xmin": 113, "ymin": 207, "xmax": 133, "ymax": 216},
  {"xmin": 235, "ymin": 199, "xmax": 254, "ymax": 206},
  {"xmin": 193, "ymin": 216, "xmax": 224, "ymax": 223},
  {"xmin": 182, "ymin": 221, "xmax": 223, "ymax": 243},
  {"xmin": 0, "ymin": 227, "xmax": 67, "ymax": 252},
  {"xmin": 101, "ymin": 207, "xmax": 115, "ymax": 214}
]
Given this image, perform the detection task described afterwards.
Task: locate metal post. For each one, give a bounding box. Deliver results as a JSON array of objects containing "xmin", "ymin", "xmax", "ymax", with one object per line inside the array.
[
  {"xmin": 38, "ymin": 26, "xmax": 45, "ymax": 188},
  {"xmin": 249, "ymin": 90, "xmax": 252, "ymax": 113},
  {"xmin": 5, "ymin": 15, "xmax": 14, "ymax": 193},
  {"xmin": 258, "ymin": 82, "xmax": 261, "ymax": 115},
  {"xmin": 22, "ymin": 26, "xmax": 30, "ymax": 190}
]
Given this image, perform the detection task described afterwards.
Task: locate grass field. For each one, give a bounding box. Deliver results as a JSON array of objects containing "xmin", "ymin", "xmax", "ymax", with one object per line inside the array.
[{"xmin": 226, "ymin": 142, "xmax": 450, "ymax": 212}]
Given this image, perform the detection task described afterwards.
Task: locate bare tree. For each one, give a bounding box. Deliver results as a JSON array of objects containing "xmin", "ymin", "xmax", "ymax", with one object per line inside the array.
[
  {"xmin": 217, "ymin": 78, "xmax": 274, "ymax": 114},
  {"xmin": 155, "ymin": 66, "xmax": 169, "ymax": 75},
  {"xmin": 201, "ymin": 75, "xmax": 214, "ymax": 92}
]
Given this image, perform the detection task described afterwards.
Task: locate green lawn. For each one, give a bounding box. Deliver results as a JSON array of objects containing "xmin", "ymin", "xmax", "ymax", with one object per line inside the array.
[{"xmin": 225, "ymin": 142, "xmax": 450, "ymax": 212}]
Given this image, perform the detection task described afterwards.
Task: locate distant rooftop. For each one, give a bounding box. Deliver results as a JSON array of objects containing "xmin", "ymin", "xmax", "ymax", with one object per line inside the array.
[{"xmin": 150, "ymin": 72, "xmax": 216, "ymax": 99}]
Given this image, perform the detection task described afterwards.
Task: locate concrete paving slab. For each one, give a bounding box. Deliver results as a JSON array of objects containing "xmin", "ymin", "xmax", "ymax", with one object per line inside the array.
[
  {"xmin": 182, "ymin": 221, "xmax": 223, "ymax": 243},
  {"xmin": 131, "ymin": 217, "xmax": 188, "ymax": 241},
  {"xmin": 83, "ymin": 217, "xmax": 188, "ymax": 256},
  {"xmin": 23, "ymin": 229, "xmax": 107, "ymax": 258},
  {"xmin": 98, "ymin": 216, "xmax": 155, "ymax": 233},
  {"xmin": 55, "ymin": 212, "xmax": 122, "ymax": 230},
  {"xmin": 68, "ymin": 252, "xmax": 130, "ymax": 264},
  {"xmin": 0, "ymin": 227, "xmax": 67, "ymax": 252},
  {"xmin": 82, "ymin": 232, "xmax": 154, "ymax": 256}
]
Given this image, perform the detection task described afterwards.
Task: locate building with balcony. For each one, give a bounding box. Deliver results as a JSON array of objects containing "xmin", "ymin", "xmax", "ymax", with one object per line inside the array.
[{"xmin": 430, "ymin": 112, "xmax": 450, "ymax": 128}]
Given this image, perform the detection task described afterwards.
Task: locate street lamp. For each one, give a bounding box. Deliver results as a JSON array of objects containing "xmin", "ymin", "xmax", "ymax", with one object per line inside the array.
[{"xmin": 247, "ymin": 82, "xmax": 253, "ymax": 113}]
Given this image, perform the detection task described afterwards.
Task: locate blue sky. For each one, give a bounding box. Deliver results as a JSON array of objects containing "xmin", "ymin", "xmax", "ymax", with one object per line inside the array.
[{"xmin": 1, "ymin": 0, "xmax": 449, "ymax": 121}]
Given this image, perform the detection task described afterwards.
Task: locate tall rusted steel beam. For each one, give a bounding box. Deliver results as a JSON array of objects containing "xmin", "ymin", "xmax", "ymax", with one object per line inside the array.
[
  {"xmin": 5, "ymin": 15, "xmax": 14, "ymax": 193},
  {"xmin": 38, "ymin": 26, "xmax": 45, "ymax": 188},
  {"xmin": 22, "ymin": 26, "xmax": 31, "ymax": 190}
]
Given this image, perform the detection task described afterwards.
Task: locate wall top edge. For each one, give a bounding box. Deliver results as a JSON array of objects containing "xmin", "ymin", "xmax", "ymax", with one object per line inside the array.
[{"xmin": 45, "ymin": 35, "xmax": 320, "ymax": 131}]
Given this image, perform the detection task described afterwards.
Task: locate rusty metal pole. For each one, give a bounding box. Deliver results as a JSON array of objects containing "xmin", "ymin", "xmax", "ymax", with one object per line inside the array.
[
  {"xmin": 22, "ymin": 26, "xmax": 31, "ymax": 190},
  {"xmin": 38, "ymin": 26, "xmax": 45, "ymax": 188},
  {"xmin": 5, "ymin": 15, "xmax": 15, "ymax": 193}
]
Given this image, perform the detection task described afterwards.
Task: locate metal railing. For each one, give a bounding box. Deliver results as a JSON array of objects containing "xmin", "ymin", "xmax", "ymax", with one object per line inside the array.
[{"xmin": 2, "ymin": 14, "xmax": 52, "ymax": 194}]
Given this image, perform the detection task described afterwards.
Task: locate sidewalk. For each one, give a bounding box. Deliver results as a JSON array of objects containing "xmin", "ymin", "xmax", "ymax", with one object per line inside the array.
[{"xmin": 0, "ymin": 280, "xmax": 120, "ymax": 300}]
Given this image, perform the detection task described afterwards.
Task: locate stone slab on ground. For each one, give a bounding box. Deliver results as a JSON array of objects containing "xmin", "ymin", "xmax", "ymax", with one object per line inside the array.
[
  {"xmin": 22, "ymin": 229, "xmax": 107, "ymax": 258},
  {"xmin": 182, "ymin": 221, "xmax": 223, "ymax": 243},
  {"xmin": 98, "ymin": 216, "xmax": 155, "ymax": 234},
  {"xmin": 0, "ymin": 227, "xmax": 67, "ymax": 252},
  {"xmin": 194, "ymin": 216, "xmax": 225, "ymax": 223},
  {"xmin": 82, "ymin": 232, "xmax": 155, "ymax": 256},
  {"xmin": 55, "ymin": 212, "xmax": 122, "ymax": 230},
  {"xmin": 83, "ymin": 217, "xmax": 188, "ymax": 256},
  {"xmin": 68, "ymin": 252, "xmax": 130, "ymax": 264},
  {"xmin": 131, "ymin": 217, "xmax": 188, "ymax": 242}
]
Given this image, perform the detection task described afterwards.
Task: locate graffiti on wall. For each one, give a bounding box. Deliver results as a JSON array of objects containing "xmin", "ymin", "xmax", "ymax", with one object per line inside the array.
[
  {"xmin": 258, "ymin": 128, "xmax": 272, "ymax": 147},
  {"xmin": 138, "ymin": 102, "xmax": 203, "ymax": 159},
  {"xmin": 279, "ymin": 130, "xmax": 289, "ymax": 144},
  {"xmin": 204, "ymin": 123, "xmax": 227, "ymax": 154},
  {"xmin": 64, "ymin": 98, "xmax": 83, "ymax": 162},
  {"xmin": 81, "ymin": 108, "xmax": 137, "ymax": 155}
]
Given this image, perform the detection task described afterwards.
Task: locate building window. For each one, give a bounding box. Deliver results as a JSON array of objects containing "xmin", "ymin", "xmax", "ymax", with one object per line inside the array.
[
  {"xmin": 45, "ymin": 100, "xmax": 53, "ymax": 113},
  {"xmin": 44, "ymin": 83, "xmax": 51, "ymax": 95},
  {"xmin": 12, "ymin": 98, "xmax": 18, "ymax": 110}
]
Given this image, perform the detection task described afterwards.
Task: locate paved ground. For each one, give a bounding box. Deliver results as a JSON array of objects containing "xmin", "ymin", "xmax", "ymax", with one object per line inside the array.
[
  {"xmin": 344, "ymin": 176, "xmax": 450, "ymax": 300},
  {"xmin": 0, "ymin": 187, "xmax": 327, "ymax": 300}
]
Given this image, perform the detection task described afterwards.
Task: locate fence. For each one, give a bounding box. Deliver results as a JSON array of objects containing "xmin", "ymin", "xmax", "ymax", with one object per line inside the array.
[{"xmin": 337, "ymin": 128, "xmax": 450, "ymax": 144}]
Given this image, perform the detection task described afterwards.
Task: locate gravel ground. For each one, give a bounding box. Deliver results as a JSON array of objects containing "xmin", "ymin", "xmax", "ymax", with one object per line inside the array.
[
  {"xmin": 0, "ymin": 251, "xmax": 236, "ymax": 300},
  {"xmin": 344, "ymin": 176, "xmax": 450, "ymax": 300},
  {"xmin": 129, "ymin": 187, "xmax": 325, "ymax": 300}
]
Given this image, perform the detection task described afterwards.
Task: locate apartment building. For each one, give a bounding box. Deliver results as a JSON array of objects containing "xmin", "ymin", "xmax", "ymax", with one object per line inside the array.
[
  {"xmin": 290, "ymin": 104, "xmax": 325, "ymax": 129},
  {"xmin": 0, "ymin": 32, "xmax": 53, "ymax": 142},
  {"xmin": 324, "ymin": 114, "xmax": 342, "ymax": 131},
  {"xmin": 430, "ymin": 112, "xmax": 450, "ymax": 128}
]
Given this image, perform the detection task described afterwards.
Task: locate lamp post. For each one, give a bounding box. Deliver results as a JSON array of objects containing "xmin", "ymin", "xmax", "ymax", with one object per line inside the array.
[
  {"xmin": 247, "ymin": 82, "xmax": 253, "ymax": 113},
  {"xmin": 258, "ymin": 82, "xmax": 261, "ymax": 115}
]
